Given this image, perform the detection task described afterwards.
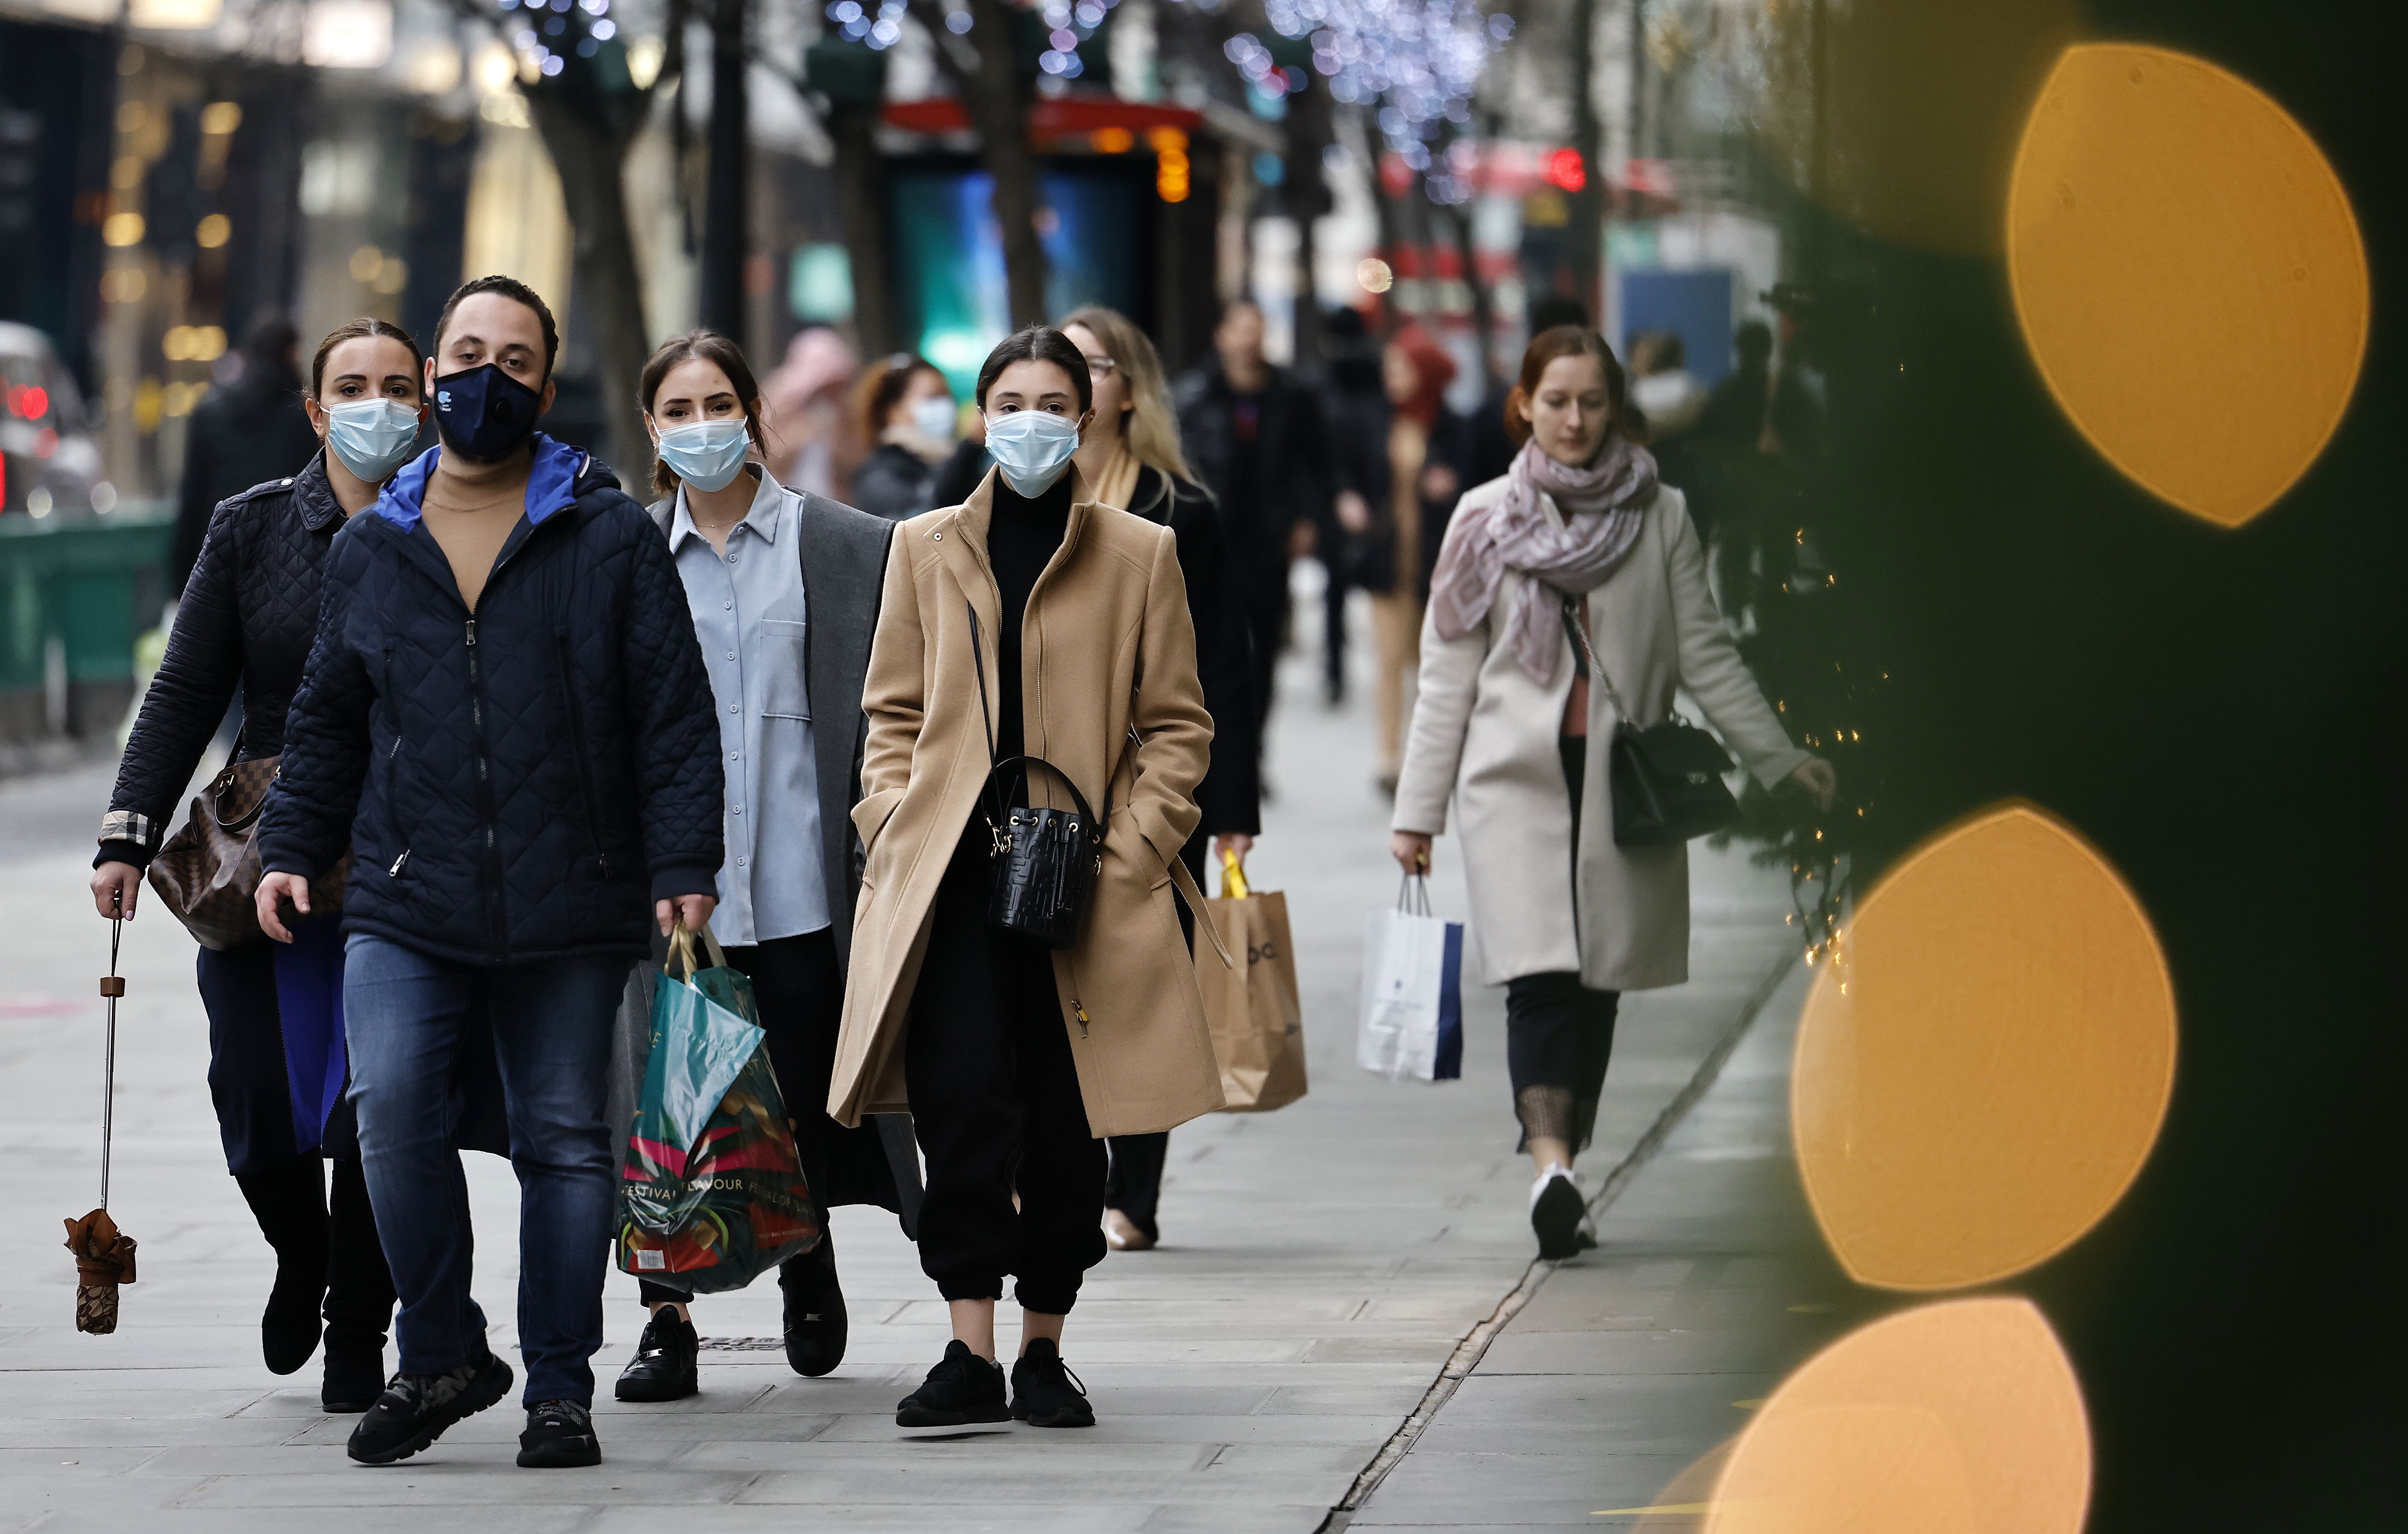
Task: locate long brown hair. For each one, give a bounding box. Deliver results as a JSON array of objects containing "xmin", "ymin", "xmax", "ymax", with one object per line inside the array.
[
  {"xmin": 1503, "ymin": 326, "xmax": 1627, "ymax": 448},
  {"xmin": 640, "ymin": 329, "xmax": 768, "ymax": 499},
  {"xmin": 1058, "ymin": 304, "xmax": 1198, "ymax": 486},
  {"xmin": 854, "ymin": 352, "xmax": 947, "ymax": 444},
  {"xmin": 309, "ymin": 318, "xmax": 423, "ymax": 400}
]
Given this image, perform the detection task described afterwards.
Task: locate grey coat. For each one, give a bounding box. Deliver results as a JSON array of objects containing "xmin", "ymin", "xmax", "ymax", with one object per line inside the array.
[{"xmin": 1392, "ymin": 478, "xmax": 1811, "ymax": 991}]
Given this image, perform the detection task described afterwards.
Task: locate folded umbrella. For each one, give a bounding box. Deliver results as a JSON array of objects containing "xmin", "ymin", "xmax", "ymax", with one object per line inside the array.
[{"xmin": 67, "ymin": 892, "xmax": 136, "ymax": 1334}]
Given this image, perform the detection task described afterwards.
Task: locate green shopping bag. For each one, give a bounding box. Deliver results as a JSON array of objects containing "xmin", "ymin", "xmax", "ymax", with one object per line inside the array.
[{"xmin": 615, "ymin": 927, "xmax": 821, "ymax": 1294}]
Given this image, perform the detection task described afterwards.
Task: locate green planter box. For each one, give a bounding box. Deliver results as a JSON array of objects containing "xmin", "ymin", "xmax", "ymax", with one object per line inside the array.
[{"xmin": 0, "ymin": 506, "xmax": 175, "ymax": 744}]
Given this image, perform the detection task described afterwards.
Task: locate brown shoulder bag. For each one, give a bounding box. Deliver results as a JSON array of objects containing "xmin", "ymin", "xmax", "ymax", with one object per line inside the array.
[{"xmin": 147, "ymin": 741, "xmax": 352, "ymax": 950}]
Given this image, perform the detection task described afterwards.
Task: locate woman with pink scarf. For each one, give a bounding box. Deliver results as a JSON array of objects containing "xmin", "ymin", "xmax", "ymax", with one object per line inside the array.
[{"xmin": 1389, "ymin": 327, "xmax": 1837, "ymax": 1260}]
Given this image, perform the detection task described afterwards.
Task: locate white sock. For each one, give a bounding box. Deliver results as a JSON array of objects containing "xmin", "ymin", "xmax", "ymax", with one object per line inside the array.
[{"xmin": 1530, "ymin": 1163, "xmax": 1576, "ymax": 1208}]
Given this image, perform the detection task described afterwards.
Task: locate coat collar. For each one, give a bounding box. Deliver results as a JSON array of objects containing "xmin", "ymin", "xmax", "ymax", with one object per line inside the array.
[
  {"xmin": 372, "ymin": 431, "xmax": 585, "ymax": 534},
  {"xmin": 291, "ymin": 450, "xmax": 344, "ymax": 533},
  {"xmin": 932, "ymin": 463, "xmax": 1100, "ymax": 637},
  {"xmin": 666, "ymin": 464, "xmax": 787, "ymax": 552}
]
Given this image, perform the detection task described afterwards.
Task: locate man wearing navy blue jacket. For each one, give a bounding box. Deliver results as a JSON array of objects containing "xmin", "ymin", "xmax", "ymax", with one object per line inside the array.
[{"xmin": 257, "ymin": 277, "xmax": 724, "ymax": 1471}]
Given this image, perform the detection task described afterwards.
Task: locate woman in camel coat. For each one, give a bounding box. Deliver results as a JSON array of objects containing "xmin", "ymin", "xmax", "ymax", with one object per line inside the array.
[
  {"xmin": 1391, "ymin": 326, "xmax": 1834, "ymax": 1261},
  {"xmin": 830, "ymin": 327, "xmax": 1225, "ymax": 1432}
]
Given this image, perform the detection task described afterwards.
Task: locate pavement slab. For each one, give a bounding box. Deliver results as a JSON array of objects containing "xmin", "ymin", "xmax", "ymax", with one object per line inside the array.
[{"xmin": 0, "ymin": 600, "xmax": 1810, "ymax": 1530}]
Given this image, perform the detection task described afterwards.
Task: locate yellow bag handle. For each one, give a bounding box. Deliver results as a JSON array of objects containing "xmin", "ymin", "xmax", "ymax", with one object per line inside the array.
[
  {"xmin": 1220, "ymin": 846, "xmax": 1250, "ymax": 900},
  {"xmin": 663, "ymin": 921, "xmax": 729, "ymax": 982}
]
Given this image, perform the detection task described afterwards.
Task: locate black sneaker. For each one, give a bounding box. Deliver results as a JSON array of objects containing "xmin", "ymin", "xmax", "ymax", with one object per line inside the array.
[
  {"xmin": 517, "ymin": 1399, "xmax": 602, "ymax": 1468},
  {"xmin": 321, "ymin": 1343, "xmax": 386, "ymax": 1414},
  {"xmin": 1009, "ymin": 1338, "xmax": 1095, "ymax": 1428},
  {"xmin": 344, "ymin": 1350, "xmax": 514, "ymax": 1465},
  {"xmin": 895, "ymin": 1340, "xmax": 1008, "ymax": 1427},
  {"xmin": 613, "ymin": 1308, "xmax": 699, "ymax": 1402},
  {"xmin": 780, "ymin": 1238, "xmax": 847, "ymax": 1378},
  {"xmin": 1531, "ymin": 1166, "xmax": 1586, "ymax": 1261}
]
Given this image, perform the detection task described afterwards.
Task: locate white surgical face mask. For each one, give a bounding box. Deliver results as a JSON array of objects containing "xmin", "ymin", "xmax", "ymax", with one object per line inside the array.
[
  {"xmin": 908, "ymin": 395, "xmax": 957, "ymax": 442},
  {"xmin": 324, "ymin": 398, "xmax": 422, "ymax": 483},
  {"xmin": 656, "ymin": 417, "xmax": 751, "ymax": 492},
  {"xmin": 983, "ymin": 409, "xmax": 1080, "ymax": 496}
]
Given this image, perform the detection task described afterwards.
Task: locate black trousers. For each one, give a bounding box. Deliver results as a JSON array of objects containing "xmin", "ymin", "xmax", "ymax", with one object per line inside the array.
[
  {"xmin": 1103, "ymin": 838, "xmax": 1205, "ymax": 1242},
  {"xmin": 1504, "ymin": 735, "xmax": 1622, "ymax": 1152},
  {"xmin": 637, "ymin": 928, "xmax": 867, "ymax": 1307},
  {"xmin": 235, "ymin": 1152, "xmax": 397, "ymax": 1356},
  {"xmin": 905, "ymin": 824, "xmax": 1107, "ymax": 1315}
]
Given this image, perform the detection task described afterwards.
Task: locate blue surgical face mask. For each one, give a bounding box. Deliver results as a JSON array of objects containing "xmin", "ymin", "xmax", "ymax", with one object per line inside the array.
[
  {"xmin": 908, "ymin": 395, "xmax": 957, "ymax": 442},
  {"xmin": 323, "ymin": 398, "xmax": 423, "ymax": 483},
  {"xmin": 431, "ymin": 362, "xmax": 544, "ymax": 463},
  {"xmin": 984, "ymin": 409, "xmax": 1081, "ymax": 496},
  {"xmin": 656, "ymin": 418, "xmax": 752, "ymax": 493}
]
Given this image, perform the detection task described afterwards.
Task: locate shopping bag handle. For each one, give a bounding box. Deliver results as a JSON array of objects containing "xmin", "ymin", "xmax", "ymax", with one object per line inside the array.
[
  {"xmin": 1395, "ymin": 873, "xmax": 1433, "ymax": 917},
  {"xmin": 663, "ymin": 922, "xmax": 729, "ymax": 982},
  {"xmin": 1220, "ymin": 846, "xmax": 1250, "ymax": 900}
]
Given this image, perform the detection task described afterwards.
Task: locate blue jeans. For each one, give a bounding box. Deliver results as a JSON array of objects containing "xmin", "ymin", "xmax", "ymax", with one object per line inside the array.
[{"xmin": 343, "ymin": 934, "xmax": 629, "ymax": 1406}]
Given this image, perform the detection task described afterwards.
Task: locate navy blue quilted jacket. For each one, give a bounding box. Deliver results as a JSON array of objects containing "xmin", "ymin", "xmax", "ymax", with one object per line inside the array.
[{"xmin": 259, "ymin": 434, "xmax": 724, "ymax": 965}]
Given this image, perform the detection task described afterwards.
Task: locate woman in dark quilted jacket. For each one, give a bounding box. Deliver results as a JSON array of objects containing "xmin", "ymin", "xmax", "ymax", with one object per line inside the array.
[
  {"xmin": 253, "ymin": 277, "xmax": 725, "ymax": 1472},
  {"xmin": 88, "ymin": 318, "xmax": 479, "ymax": 1413}
]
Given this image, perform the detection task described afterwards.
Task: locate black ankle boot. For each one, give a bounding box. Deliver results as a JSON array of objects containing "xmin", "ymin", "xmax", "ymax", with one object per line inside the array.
[
  {"xmin": 321, "ymin": 1344, "xmax": 385, "ymax": 1414},
  {"xmin": 236, "ymin": 1158, "xmax": 329, "ymax": 1376},
  {"xmin": 780, "ymin": 1236, "xmax": 846, "ymax": 1378},
  {"xmin": 320, "ymin": 1157, "xmax": 393, "ymax": 1411}
]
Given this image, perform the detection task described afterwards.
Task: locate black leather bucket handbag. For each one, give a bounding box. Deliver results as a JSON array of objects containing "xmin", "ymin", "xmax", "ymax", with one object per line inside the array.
[{"xmin": 967, "ymin": 604, "xmax": 1108, "ymax": 949}]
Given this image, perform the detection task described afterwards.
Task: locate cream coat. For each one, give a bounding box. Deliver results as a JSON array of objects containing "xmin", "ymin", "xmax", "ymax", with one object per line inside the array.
[
  {"xmin": 829, "ymin": 470, "xmax": 1230, "ymax": 1136},
  {"xmin": 1392, "ymin": 478, "xmax": 1811, "ymax": 991}
]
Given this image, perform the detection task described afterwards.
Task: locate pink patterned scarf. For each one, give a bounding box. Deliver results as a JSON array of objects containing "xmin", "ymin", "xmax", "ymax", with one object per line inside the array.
[{"xmin": 1428, "ymin": 436, "xmax": 1658, "ymax": 683}]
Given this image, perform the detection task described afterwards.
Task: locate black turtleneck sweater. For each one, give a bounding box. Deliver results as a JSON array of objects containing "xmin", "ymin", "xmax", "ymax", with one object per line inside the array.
[{"xmin": 985, "ymin": 471, "xmax": 1072, "ymax": 770}]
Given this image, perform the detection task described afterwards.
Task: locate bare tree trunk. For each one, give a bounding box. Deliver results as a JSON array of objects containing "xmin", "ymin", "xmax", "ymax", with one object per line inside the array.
[
  {"xmin": 701, "ymin": 0, "xmax": 750, "ymax": 338},
  {"xmin": 1569, "ymin": 0, "xmax": 1606, "ymax": 321},
  {"xmin": 830, "ymin": 104, "xmax": 893, "ymax": 356},
  {"xmin": 911, "ymin": 0, "xmax": 1047, "ymax": 327},
  {"xmin": 1444, "ymin": 200, "xmax": 1499, "ymax": 389},
  {"xmin": 524, "ymin": 95, "xmax": 653, "ymax": 481}
]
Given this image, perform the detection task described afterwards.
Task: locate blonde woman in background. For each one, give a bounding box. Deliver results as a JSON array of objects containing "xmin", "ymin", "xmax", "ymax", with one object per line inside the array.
[{"xmin": 1059, "ymin": 305, "xmax": 1261, "ymax": 1252}]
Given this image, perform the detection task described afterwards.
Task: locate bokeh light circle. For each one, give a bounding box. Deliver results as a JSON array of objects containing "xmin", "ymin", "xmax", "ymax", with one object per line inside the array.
[
  {"xmin": 1793, "ymin": 803, "xmax": 2175, "ymax": 1290},
  {"xmin": 1707, "ymin": 1297, "xmax": 2090, "ymax": 1534},
  {"xmin": 2007, "ymin": 45, "xmax": 2368, "ymax": 525}
]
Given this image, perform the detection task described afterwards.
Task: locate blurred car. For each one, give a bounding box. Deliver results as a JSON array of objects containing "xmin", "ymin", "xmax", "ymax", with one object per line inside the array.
[{"xmin": 1, "ymin": 320, "xmax": 107, "ymax": 518}]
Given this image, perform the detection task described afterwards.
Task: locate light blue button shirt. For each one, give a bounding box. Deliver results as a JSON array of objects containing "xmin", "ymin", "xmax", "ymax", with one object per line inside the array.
[{"xmin": 668, "ymin": 468, "xmax": 829, "ymax": 945}]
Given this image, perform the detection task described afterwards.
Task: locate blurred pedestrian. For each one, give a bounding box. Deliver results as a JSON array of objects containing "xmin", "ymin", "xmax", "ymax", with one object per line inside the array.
[
  {"xmin": 1698, "ymin": 318, "xmax": 1825, "ymax": 616},
  {"xmin": 1389, "ymin": 326, "xmax": 1836, "ymax": 1260},
  {"xmin": 757, "ymin": 326, "xmax": 860, "ymax": 499},
  {"xmin": 1060, "ymin": 303, "xmax": 1262, "ymax": 1253},
  {"xmin": 834, "ymin": 327, "xmax": 1222, "ymax": 1430},
  {"xmin": 1628, "ymin": 332, "xmax": 1709, "ymax": 537},
  {"xmin": 1315, "ymin": 306, "xmax": 1388, "ymax": 705},
  {"xmin": 170, "ymin": 316, "xmax": 321, "ymax": 594},
  {"xmin": 1333, "ymin": 325, "xmax": 1466, "ymax": 793},
  {"xmin": 849, "ymin": 352, "xmax": 958, "ymax": 520},
  {"xmin": 1175, "ymin": 298, "xmax": 1329, "ymax": 755},
  {"xmin": 90, "ymin": 318, "xmax": 466, "ymax": 1415},
  {"xmin": 610, "ymin": 330, "xmax": 901, "ymax": 1402},
  {"xmin": 254, "ymin": 276, "xmax": 725, "ymax": 1471},
  {"xmin": 1466, "ymin": 295, "xmax": 1590, "ymax": 489}
]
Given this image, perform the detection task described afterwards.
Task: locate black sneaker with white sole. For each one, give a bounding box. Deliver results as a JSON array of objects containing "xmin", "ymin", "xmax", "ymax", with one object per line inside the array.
[
  {"xmin": 344, "ymin": 1350, "xmax": 514, "ymax": 1465},
  {"xmin": 895, "ymin": 1339, "xmax": 1009, "ymax": 1427},
  {"xmin": 1009, "ymin": 1338, "xmax": 1095, "ymax": 1428},
  {"xmin": 1531, "ymin": 1167, "xmax": 1587, "ymax": 1260},
  {"xmin": 517, "ymin": 1399, "xmax": 602, "ymax": 1468}
]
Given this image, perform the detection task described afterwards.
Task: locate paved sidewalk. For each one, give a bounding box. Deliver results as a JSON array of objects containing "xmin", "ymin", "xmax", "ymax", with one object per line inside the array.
[{"xmin": 0, "ymin": 604, "xmax": 1805, "ymax": 1533}]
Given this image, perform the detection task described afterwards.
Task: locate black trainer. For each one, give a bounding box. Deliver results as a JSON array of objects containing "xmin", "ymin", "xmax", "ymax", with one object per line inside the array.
[
  {"xmin": 344, "ymin": 1350, "xmax": 513, "ymax": 1465},
  {"xmin": 781, "ymin": 1237, "xmax": 847, "ymax": 1378},
  {"xmin": 614, "ymin": 1307, "xmax": 699, "ymax": 1402},
  {"xmin": 895, "ymin": 1340, "xmax": 1008, "ymax": 1427},
  {"xmin": 321, "ymin": 1343, "xmax": 385, "ymax": 1414},
  {"xmin": 1009, "ymin": 1338, "xmax": 1095, "ymax": 1428},
  {"xmin": 518, "ymin": 1399, "xmax": 602, "ymax": 1468},
  {"xmin": 1531, "ymin": 1169, "xmax": 1586, "ymax": 1261}
]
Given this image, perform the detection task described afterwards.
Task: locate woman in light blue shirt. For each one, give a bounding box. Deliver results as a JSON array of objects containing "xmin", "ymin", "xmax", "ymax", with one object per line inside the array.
[{"xmin": 613, "ymin": 331, "xmax": 901, "ymax": 1402}]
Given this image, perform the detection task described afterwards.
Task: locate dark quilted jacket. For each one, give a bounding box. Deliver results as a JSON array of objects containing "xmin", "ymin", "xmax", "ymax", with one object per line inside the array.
[
  {"xmin": 259, "ymin": 435, "xmax": 725, "ymax": 966},
  {"xmin": 98, "ymin": 452, "xmax": 344, "ymax": 868}
]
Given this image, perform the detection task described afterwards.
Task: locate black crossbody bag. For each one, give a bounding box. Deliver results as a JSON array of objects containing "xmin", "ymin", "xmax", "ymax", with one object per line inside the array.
[
  {"xmin": 1560, "ymin": 595, "xmax": 1741, "ymax": 847},
  {"xmin": 966, "ymin": 603, "xmax": 1114, "ymax": 948}
]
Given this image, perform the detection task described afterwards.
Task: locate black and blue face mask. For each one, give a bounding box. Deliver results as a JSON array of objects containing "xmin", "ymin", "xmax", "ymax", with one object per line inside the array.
[{"xmin": 430, "ymin": 362, "xmax": 544, "ymax": 463}]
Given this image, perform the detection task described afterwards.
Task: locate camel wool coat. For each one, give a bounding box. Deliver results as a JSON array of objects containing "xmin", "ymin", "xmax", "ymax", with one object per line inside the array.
[
  {"xmin": 828, "ymin": 469, "xmax": 1230, "ymax": 1137},
  {"xmin": 1391, "ymin": 477, "xmax": 1811, "ymax": 992}
]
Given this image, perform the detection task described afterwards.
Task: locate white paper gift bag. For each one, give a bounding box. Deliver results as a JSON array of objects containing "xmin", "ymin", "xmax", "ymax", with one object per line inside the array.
[{"xmin": 1356, "ymin": 878, "xmax": 1465, "ymax": 1081}]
